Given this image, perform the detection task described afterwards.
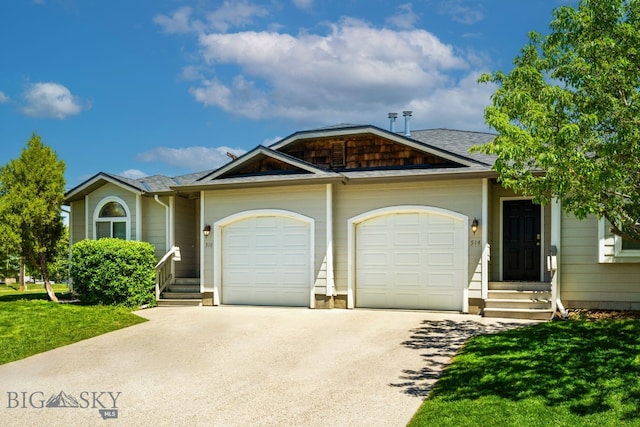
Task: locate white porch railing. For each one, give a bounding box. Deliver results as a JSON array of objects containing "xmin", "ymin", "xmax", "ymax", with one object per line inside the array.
[{"xmin": 155, "ymin": 246, "xmax": 182, "ymax": 300}]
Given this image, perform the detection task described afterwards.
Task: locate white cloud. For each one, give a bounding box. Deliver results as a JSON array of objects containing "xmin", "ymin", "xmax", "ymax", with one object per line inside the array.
[
  {"xmin": 154, "ymin": 6, "xmax": 194, "ymax": 34},
  {"xmin": 120, "ymin": 169, "xmax": 148, "ymax": 179},
  {"xmin": 186, "ymin": 18, "xmax": 491, "ymax": 128},
  {"xmin": 386, "ymin": 3, "xmax": 419, "ymax": 30},
  {"xmin": 407, "ymin": 71, "xmax": 496, "ymax": 130},
  {"xmin": 0, "ymin": 91, "xmax": 9, "ymax": 103},
  {"xmin": 438, "ymin": 1, "xmax": 484, "ymax": 25},
  {"xmin": 179, "ymin": 65, "xmax": 203, "ymax": 81},
  {"xmin": 292, "ymin": 0, "xmax": 313, "ymax": 11},
  {"xmin": 155, "ymin": 2, "xmax": 268, "ymax": 34},
  {"xmin": 206, "ymin": 1, "xmax": 268, "ymax": 32},
  {"xmin": 136, "ymin": 146, "xmax": 247, "ymax": 171},
  {"xmin": 20, "ymin": 82, "xmax": 87, "ymax": 119}
]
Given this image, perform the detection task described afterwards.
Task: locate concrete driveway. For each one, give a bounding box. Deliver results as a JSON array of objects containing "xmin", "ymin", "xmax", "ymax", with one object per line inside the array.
[{"xmin": 0, "ymin": 306, "xmax": 534, "ymax": 426}]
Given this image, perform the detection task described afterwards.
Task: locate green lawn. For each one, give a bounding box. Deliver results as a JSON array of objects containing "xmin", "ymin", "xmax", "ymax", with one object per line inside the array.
[
  {"xmin": 408, "ymin": 319, "xmax": 640, "ymax": 427},
  {"xmin": 0, "ymin": 284, "xmax": 147, "ymax": 365}
]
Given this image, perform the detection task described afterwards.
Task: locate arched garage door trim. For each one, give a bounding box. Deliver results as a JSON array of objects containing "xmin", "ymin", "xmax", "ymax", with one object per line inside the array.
[
  {"xmin": 347, "ymin": 205, "xmax": 468, "ymax": 310},
  {"xmin": 213, "ymin": 209, "xmax": 315, "ymax": 307}
]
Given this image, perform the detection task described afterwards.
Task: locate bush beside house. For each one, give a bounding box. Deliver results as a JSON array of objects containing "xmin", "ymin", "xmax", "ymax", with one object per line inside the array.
[{"xmin": 70, "ymin": 239, "xmax": 156, "ymax": 307}]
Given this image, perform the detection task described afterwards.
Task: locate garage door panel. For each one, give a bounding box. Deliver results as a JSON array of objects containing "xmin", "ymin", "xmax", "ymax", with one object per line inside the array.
[
  {"xmin": 427, "ymin": 231, "xmax": 456, "ymax": 245},
  {"xmin": 395, "ymin": 232, "xmax": 421, "ymax": 246},
  {"xmin": 358, "ymin": 231, "xmax": 387, "ymax": 246},
  {"xmin": 222, "ymin": 215, "xmax": 311, "ymax": 307},
  {"xmin": 394, "ymin": 272, "xmax": 421, "ymax": 286},
  {"xmin": 427, "ymin": 252, "xmax": 456, "ymax": 266},
  {"xmin": 394, "ymin": 251, "xmax": 421, "ymax": 266},
  {"xmin": 426, "ymin": 272, "xmax": 458, "ymax": 287},
  {"xmin": 356, "ymin": 210, "xmax": 465, "ymax": 310}
]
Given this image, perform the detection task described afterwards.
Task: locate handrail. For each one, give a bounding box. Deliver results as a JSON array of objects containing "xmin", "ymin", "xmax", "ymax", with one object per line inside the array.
[{"xmin": 155, "ymin": 246, "xmax": 181, "ymax": 300}]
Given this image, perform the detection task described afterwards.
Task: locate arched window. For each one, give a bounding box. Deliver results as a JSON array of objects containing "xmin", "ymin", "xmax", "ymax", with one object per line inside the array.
[{"xmin": 94, "ymin": 197, "xmax": 130, "ymax": 240}]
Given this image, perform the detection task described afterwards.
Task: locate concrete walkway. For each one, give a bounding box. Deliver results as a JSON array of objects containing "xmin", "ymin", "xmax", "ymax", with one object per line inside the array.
[{"xmin": 0, "ymin": 307, "xmax": 535, "ymax": 426}]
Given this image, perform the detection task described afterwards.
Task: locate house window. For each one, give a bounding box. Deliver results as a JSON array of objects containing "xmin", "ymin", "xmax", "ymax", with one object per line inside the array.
[
  {"xmin": 598, "ymin": 218, "xmax": 640, "ymax": 262},
  {"xmin": 622, "ymin": 237, "xmax": 640, "ymax": 251},
  {"xmin": 94, "ymin": 198, "xmax": 130, "ymax": 240}
]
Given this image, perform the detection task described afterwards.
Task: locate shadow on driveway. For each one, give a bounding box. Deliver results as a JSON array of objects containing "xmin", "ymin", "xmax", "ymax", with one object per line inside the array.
[{"xmin": 391, "ymin": 319, "xmax": 532, "ymax": 397}]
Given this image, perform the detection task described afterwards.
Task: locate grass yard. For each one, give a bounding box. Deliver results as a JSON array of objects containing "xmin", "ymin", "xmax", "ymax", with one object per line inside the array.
[
  {"xmin": 408, "ymin": 318, "xmax": 640, "ymax": 427},
  {"xmin": 0, "ymin": 284, "xmax": 147, "ymax": 365}
]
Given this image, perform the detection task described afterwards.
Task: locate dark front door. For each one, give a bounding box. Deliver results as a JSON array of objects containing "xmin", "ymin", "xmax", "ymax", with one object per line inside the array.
[{"xmin": 503, "ymin": 200, "xmax": 541, "ymax": 281}]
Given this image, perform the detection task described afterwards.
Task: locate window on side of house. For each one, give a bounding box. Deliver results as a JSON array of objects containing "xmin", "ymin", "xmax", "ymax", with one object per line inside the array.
[
  {"xmin": 599, "ymin": 218, "xmax": 640, "ymax": 262},
  {"xmin": 622, "ymin": 236, "xmax": 640, "ymax": 251},
  {"xmin": 95, "ymin": 199, "xmax": 129, "ymax": 240}
]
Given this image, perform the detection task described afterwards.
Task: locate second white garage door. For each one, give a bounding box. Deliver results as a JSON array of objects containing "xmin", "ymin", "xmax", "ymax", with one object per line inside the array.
[
  {"xmin": 355, "ymin": 210, "xmax": 466, "ymax": 310},
  {"xmin": 221, "ymin": 215, "xmax": 311, "ymax": 307}
]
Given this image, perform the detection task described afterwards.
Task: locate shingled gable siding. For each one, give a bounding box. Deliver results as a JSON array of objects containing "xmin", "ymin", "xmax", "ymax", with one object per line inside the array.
[
  {"xmin": 279, "ymin": 134, "xmax": 457, "ymax": 169},
  {"xmin": 561, "ymin": 215, "xmax": 640, "ymax": 310},
  {"xmin": 201, "ymin": 185, "xmax": 328, "ymax": 302},
  {"xmin": 333, "ymin": 178, "xmax": 484, "ymax": 304},
  {"xmin": 221, "ymin": 155, "xmax": 311, "ymax": 178}
]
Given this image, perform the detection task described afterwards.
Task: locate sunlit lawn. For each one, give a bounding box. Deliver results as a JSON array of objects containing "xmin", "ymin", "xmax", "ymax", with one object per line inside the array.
[
  {"xmin": 409, "ymin": 319, "xmax": 640, "ymax": 426},
  {"xmin": 0, "ymin": 284, "xmax": 147, "ymax": 365}
]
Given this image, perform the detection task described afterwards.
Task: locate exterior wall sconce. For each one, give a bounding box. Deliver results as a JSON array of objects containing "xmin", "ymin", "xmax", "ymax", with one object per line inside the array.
[
  {"xmin": 471, "ymin": 218, "xmax": 479, "ymax": 234},
  {"xmin": 203, "ymin": 224, "xmax": 211, "ymax": 237}
]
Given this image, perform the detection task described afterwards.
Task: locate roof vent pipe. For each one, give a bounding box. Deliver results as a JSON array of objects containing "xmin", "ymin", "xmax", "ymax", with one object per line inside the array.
[
  {"xmin": 388, "ymin": 112, "xmax": 398, "ymax": 132},
  {"xmin": 403, "ymin": 111, "xmax": 412, "ymax": 136}
]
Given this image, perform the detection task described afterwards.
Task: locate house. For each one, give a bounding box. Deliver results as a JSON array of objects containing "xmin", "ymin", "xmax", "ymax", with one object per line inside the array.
[{"xmin": 63, "ymin": 116, "xmax": 640, "ymax": 319}]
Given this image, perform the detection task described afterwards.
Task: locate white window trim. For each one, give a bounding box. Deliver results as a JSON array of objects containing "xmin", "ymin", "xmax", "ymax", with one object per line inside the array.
[
  {"xmin": 598, "ymin": 218, "xmax": 640, "ymax": 262},
  {"xmin": 93, "ymin": 196, "xmax": 131, "ymax": 240}
]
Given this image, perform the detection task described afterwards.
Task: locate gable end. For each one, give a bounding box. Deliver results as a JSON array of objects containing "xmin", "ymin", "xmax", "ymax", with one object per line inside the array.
[
  {"xmin": 217, "ymin": 153, "xmax": 314, "ymax": 179},
  {"xmin": 279, "ymin": 133, "xmax": 462, "ymax": 170}
]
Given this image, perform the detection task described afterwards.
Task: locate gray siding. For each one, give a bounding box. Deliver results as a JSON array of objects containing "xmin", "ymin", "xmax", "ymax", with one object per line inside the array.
[
  {"xmin": 141, "ymin": 196, "xmax": 167, "ymax": 259},
  {"xmin": 69, "ymin": 199, "xmax": 86, "ymax": 244},
  {"xmin": 333, "ymin": 178, "xmax": 484, "ymax": 299},
  {"xmin": 202, "ymin": 185, "xmax": 328, "ymax": 294},
  {"xmin": 561, "ymin": 214, "xmax": 640, "ymax": 309},
  {"xmin": 87, "ymin": 184, "xmax": 138, "ymax": 240},
  {"xmin": 174, "ymin": 195, "xmax": 198, "ymax": 278}
]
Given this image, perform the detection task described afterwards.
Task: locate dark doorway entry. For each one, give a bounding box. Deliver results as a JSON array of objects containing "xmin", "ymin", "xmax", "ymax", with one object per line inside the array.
[{"xmin": 503, "ymin": 200, "xmax": 541, "ymax": 281}]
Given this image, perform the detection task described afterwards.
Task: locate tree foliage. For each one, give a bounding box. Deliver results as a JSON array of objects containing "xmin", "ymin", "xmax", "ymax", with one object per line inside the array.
[
  {"xmin": 0, "ymin": 133, "xmax": 66, "ymax": 300},
  {"xmin": 70, "ymin": 238, "xmax": 157, "ymax": 308},
  {"xmin": 475, "ymin": 0, "xmax": 640, "ymax": 239}
]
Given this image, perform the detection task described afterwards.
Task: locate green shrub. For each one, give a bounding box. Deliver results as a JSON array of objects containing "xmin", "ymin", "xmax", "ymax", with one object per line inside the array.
[{"xmin": 70, "ymin": 239, "xmax": 157, "ymax": 307}]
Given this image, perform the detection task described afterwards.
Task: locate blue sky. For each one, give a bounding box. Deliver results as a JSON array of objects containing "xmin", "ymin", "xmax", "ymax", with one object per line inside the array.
[{"xmin": 0, "ymin": 0, "xmax": 576, "ymax": 189}]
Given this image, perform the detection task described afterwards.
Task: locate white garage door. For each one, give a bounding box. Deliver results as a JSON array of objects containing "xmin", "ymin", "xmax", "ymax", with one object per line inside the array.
[
  {"xmin": 355, "ymin": 211, "xmax": 465, "ymax": 310},
  {"xmin": 222, "ymin": 215, "xmax": 311, "ymax": 306}
]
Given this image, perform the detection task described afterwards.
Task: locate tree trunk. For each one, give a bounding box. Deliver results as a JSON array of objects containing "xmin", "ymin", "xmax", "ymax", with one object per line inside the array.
[
  {"xmin": 19, "ymin": 262, "xmax": 25, "ymax": 292},
  {"xmin": 39, "ymin": 253, "xmax": 58, "ymax": 302}
]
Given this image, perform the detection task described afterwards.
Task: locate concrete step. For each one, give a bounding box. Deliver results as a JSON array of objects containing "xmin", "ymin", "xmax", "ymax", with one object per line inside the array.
[
  {"xmin": 484, "ymin": 298, "xmax": 552, "ymax": 310},
  {"xmin": 487, "ymin": 290, "xmax": 552, "ymax": 300},
  {"xmin": 488, "ymin": 281, "xmax": 551, "ymax": 292},
  {"xmin": 157, "ymin": 298, "xmax": 202, "ymax": 307},
  {"xmin": 161, "ymin": 291, "xmax": 202, "ymax": 299},
  {"xmin": 483, "ymin": 307, "xmax": 554, "ymax": 320},
  {"xmin": 174, "ymin": 277, "xmax": 200, "ymax": 285},
  {"xmin": 167, "ymin": 284, "xmax": 200, "ymax": 293}
]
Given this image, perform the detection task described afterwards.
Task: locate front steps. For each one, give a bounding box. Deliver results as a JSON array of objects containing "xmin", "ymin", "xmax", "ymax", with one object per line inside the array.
[
  {"xmin": 157, "ymin": 278, "xmax": 202, "ymax": 307},
  {"xmin": 483, "ymin": 282, "xmax": 554, "ymax": 320}
]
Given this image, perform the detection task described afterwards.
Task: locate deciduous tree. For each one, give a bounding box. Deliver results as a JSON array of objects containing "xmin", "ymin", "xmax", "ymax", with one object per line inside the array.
[{"xmin": 475, "ymin": 0, "xmax": 640, "ymax": 239}]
